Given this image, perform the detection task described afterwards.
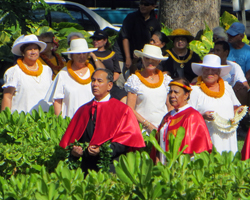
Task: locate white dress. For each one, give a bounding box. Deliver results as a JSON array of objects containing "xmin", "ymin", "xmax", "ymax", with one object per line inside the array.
[
  {"xmin": 3, "ymin": 64, "xmax": 53, "ymax": 113},
  {"xmin": 188, "ymin": 82, "xmax": 240, "ymax": 154},
  {"xmin": 124, "ymin": 74, "xmax": 172, "ymax": 127},
  {"xmin": 45, "ymin": 67, "xmax": 94, "ymax": 118}
]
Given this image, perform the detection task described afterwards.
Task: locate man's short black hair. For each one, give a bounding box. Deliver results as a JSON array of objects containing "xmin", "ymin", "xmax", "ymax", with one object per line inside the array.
[
  {"xmin": 214, "ymin": 41, "xmax": 230, "ymax": 54},
  {"xmin": 92, "ymin": 68, "xmax": 114, "ymax": 83}
]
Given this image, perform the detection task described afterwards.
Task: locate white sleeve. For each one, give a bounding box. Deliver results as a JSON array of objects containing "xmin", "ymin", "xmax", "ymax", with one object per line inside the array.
[
  {"xmin": 124, "ymin": 74, "xmax": 141, "ymax": 94},
  {"xmin": 233, "ymin": 62, "xmax": 247, "ymax": 84},
  {"xmin": 188, "ymin": 86, "xmax": 200, "ymax": 110},
  {"xmin": 2, "ymin": 66, "xmax": 18, "ymax": 89},
  {"xmin": 163, "ymin": 74, "xmax": 172, "ymax": 92},
  {"xmin": 225, "ymin": 82, "xmax": 241, "ymax": 106}
]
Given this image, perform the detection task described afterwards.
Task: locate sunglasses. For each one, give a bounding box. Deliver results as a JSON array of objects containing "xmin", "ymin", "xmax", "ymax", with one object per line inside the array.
[{"xmin": 140, "ymin": 2, "xmax": 153, "ymax": 6}]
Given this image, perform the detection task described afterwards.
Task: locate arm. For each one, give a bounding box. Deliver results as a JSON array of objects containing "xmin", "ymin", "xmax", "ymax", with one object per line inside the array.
[
  {"xmin": 1, "ymin": 87, "xmax": 15, "ymax": 111},
  {"xmin": 54, "ymin": 99, "xmax": 62, "ymax": 116},
  {"xmin": 123, "ymin": 38, "xmax": 132, "ymax": 69},
  {"xmin": 127, "ymin": 92, "xmax": 157, "ymax": 132},
  {"xmin": 89, "ymin": 52, "xmax": 105, "ymax": 69},
  {"xmin": 114, "ymin": 72, "xmax": 120, "ymax": 82}
]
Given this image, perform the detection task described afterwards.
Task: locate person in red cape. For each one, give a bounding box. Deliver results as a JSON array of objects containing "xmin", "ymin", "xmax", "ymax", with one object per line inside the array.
[
  {"xmin": 59, "ymin": 68, "xmax": 145, "ymax": 173},
  {"xmin": 241, "ymin": 128, "xmax": 250, "ymax": 160},
  {"xmin": 157, "ymin": 78, "xmax": 212, "ymax": 164}
]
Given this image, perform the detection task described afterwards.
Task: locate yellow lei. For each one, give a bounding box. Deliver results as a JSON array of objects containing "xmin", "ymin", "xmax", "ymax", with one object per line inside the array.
[
  {"xmin": 67, "ymin": 60, "xmax": 94, "ymax": 85},
  {"xmin": 197, "ymin": 76, "xmax": 225, "ymax": 98},
  {"xmin": 166, "ymin": 50, "xmax": 193, "ymax": 64},
  {"xmin": 17, "ymin": 58, "xmax": 43, "ymax": 76},
  {"xmin": 135, "ymin": 69, "xmax": 163, "ymax": 88},
  {"xmin": 96, "ymin": 51, "xmax": 115, "ymax": 61}
]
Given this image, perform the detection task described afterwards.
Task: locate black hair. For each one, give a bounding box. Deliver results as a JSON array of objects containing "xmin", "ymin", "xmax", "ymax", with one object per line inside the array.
[
  {"xmin": 20, "ymin": 43, "xmax": 41, "ymax": 54},
  {"xmin": 38, "ymin": 32, "xmax": 54, "ymax": 41},
  {"xmin": 214, "ymin": 40, "xmax": 230, "ymax": 55},
  {"xmin": 170, "ymin": 77, "xmax": 191, "ymax": 100},
  {"xmin": 153, "ymin": 31, "xmax": 169, "ymax": 45},
  {"xmin": 92, "ymin": 68, "xmax": 114, "ymax": 82}
]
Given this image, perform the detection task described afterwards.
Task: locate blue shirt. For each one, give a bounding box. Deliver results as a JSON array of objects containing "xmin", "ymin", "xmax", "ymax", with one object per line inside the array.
[{"xmin": 227, "ymin": 44, "xmax": 250, "ymax": 74}]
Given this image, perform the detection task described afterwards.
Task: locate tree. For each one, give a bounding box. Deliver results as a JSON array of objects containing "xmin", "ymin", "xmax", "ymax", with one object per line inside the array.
[{"xmin": 158, "ymin": 0, "xmax": 221, "ymax": 37}]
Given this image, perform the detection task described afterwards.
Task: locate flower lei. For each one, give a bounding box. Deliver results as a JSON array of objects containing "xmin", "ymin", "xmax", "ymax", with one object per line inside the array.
[
  {"xmin": 166, "ymin": 50, "xmax": 193, "ymax": 64},
  {"xmin": 196, "ymin": 76, "xmax": 225, "ymax": 98},
  {"xmin": 96, "ymin": 51, "xmax": 115, "ymax": 61},
  {"xmin": 169, "ymin": 81, "xmax": 192, "ymax": 91},
  {"xmin": 135, "ymin": 69, "xmax": 163, "ymax": 88},
  {"xmin": 17, "ymin": 58, "xmax": 43, "ymax": 76},
  {"xmin": 40, "ymin": 52, "xmax": 64, "ymax": 70},
  {"xmin": 67, "ymin": 60, "xmax": 94, "ymax": 85}
]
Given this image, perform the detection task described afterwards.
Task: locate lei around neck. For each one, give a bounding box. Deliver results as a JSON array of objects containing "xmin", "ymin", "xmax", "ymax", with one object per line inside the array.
[
  {"xmin": 135, "ymin": 69, "xmax": 163, "ymax": 88},
  {"xmin": 17, "ymin": 58, "xmax": 43, "ymax": 76}
]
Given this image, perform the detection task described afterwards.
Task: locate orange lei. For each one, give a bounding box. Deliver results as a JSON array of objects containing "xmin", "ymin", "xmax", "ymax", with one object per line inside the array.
[
  {"xmin": 40, "ymin": 52, "xmax": 64, "ymax": 70},
  {"xmin": 67, "ymin": 60, "xmax": 94, "ymax": 85},
  {"xmin": 135, "ymin": 69, "xmax": 163, "ymax": 88},
  {"xmin": 197, "ymin": 76, "xmax": 225, "ymax": 98},
  {"xmin": 17, "ymin": 58, "xmax": 43, "ymax": 76}
]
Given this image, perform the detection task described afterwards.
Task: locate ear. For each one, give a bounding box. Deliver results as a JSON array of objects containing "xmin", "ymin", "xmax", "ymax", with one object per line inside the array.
[{"xmin": 107, "ymin": 81, "xmax": 113, "ymax": 92}]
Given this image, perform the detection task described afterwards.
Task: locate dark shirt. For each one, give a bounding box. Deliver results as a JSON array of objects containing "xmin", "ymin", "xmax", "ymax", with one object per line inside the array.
[
  {"xmin": 113, "ymin": 9, "xmax": 161, "ymax": 61},
  {"xmin": 158, "ymin": 49, "xmax": 201, "ymax": 82}
]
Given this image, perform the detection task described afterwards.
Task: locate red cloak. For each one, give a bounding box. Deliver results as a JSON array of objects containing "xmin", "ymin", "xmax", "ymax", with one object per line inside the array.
[
  {"xmin": 160, "ymin": 106, "xmax": 212, "ymax": 154},
  {"xmin": 59, "ymin": 98, "xmax": 145, "ymax": 148},
  {"xmin": 241, "ymin": 128, "xmax": 250, "ymax": 160}
]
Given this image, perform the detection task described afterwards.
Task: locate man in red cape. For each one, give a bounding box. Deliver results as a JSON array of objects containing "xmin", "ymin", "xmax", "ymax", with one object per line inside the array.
[
  {"xmin": 59, "ymin": 69, "xmax": 145, "ymax": 173},
  {"xmin": 241, "ymin": 128, "xmax": 250, "ymax": 160}
]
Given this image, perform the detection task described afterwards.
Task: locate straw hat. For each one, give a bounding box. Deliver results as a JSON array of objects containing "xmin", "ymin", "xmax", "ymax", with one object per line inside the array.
[
  {"xmin": 62, "ymin": 38, "xmax": 97, "ymax": 54},
  {"xmin": 134, "ymin": 44, "xmax": 168, "ymax": 60},
  {"xmin": 12, "ymin": 34, "xmax": 46, "ymax": 56},
  {"xmin": 191, "ymin": 54, "xmax": 231, "ymax": 77},
  {"xmin": 168, "ymin": 28, "xmax": 194, "ymax": 42}
]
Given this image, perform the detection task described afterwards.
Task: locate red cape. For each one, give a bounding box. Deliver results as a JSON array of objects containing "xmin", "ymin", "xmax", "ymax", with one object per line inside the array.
[
  {"xmin": 241, "ymin": 128, "xmax": 250, "ymax": 160},
  {"xmin": 160, "ymin": 107, "xmax": 212, "ymax": 154},
  {"xmin": 59, "ymin": 98, "xmax": 145, "ymax": 148}
]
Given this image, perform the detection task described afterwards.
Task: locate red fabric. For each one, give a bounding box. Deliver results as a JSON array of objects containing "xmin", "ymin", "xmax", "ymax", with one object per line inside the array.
[
  {"xmin": 241, "ymin": 128, "xmax": 250, "ymax": 160},
  {"xmin": 162, "ymin": 107, "xmax": 212, "ymax": 154},
  {"xmin": 59, "ymin": 98, "xmax": 145, "ymax": 149}
]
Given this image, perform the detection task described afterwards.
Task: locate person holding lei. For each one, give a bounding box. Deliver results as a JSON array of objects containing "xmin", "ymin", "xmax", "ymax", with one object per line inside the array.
[
  {"xmin": 45, "ymin": 38, "xmax": 97, "ymax": 118},
  {"xmin": 158, "ymin": 28, "xmax": 201, "ymax": 82},
  {"xmin": 38, "ymin": 32, "xmax": 66, "ymax": 80},
  {"xmin": 1, "ymin": 34, "xmax": 53, "ymax": 113},
  {"xmin": 189, "ymin": 54, "xmax": 246, "ymax": 155},
  {"xmin": 158, "ymin": 78, "xmax": 212, "ymax": 164},
  {"xmin": 125, "ymin": 44, "xmax": 172, "ymax": 133}
]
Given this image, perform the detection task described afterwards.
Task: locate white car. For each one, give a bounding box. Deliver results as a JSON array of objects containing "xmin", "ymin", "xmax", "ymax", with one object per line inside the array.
[{"xmin": 34, "ymin": 0, "xmax": 120, "ymax": 33}]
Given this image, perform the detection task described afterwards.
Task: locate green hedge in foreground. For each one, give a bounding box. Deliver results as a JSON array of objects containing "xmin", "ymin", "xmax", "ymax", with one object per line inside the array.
[{"xmin": 0, "ymin": 108, "xmax": 250, "ymax": 199}]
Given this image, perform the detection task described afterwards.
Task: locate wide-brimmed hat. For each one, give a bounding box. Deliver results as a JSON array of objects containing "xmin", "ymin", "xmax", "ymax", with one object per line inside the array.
[
  {"xmin": 168, "ymin": 28, "xmax": 194, "ymax": 42},
  {"xmin": 62, "ymin": 38, "xmax": 97, "ymax": 54},
  {"xmin": 191, "ymin": 54, "xmax": 231, "ymax": 77},
  {"xmin": 90, "ymin": 30, "xmax": 108, "ymax": 40},
  {"xmin": 11, "ymin": 34, "xmax": 46, "ymax": 56},
  {"xmin": 134, "ymin": 44, "xmax": 168, "ymax": 60}
]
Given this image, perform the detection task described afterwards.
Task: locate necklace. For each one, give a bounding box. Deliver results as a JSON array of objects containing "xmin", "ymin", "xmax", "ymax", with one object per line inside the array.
[
  {"xmin": 67, "ymin": 60, "xmax": 94, "ymax": 84},
  {"xmin": 96, "ymin": 51, "xmax": 115, "ymax": 61},
  {"xmin": 40, "ymin": 52, "xmax": 65, "ymax": 70},
  {"xmin": 196, "ymin": 76, "xmax": 225, "ymax": 98},
  {"xmin": 167, "ymin": 49, "xmax": 193, "ymax": 68},
  {"xmin": 17, "ymin": 58, "xmax": 43, "ymax": 76},
  {"xmin": 135, "ymin": 69, "xmax": 163, "ymax": 88}
]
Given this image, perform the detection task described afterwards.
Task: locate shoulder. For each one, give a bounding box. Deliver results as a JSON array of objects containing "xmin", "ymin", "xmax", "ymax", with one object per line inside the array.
[
  {"xmin": 124, "ymin": 74, "xmax": 141, "ymax": 93},
  {"xmin": 243, "ymin": 44, "xmax": 250, "ymax": 50},
  {"xmin": 163, "ymin": 73, "xmax": 172, "ymax": 86}
]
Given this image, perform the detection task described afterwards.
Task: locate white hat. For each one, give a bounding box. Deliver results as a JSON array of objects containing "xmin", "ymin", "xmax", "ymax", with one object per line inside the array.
[
  {"xmin": 191, "ymin": 54, "xmax": 231, "ymax": 77},
  {"xmin": 62, "ymin": 38, "xmax": 97, "ymax": 54},
  {"xmin": 134, "ymin": 44, "xmax": 168, "ymax": 61},
  {"xmin": 12, "ymin": 34, "xmax": 47, "ymax": 56}
]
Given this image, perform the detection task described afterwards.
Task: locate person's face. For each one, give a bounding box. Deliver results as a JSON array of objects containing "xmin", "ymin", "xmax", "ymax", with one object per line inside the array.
[
  {"xmin": 174, "ymin": 36, "xmax": 188, "ymax": 49},
  {"xmin": 202, "ymin": 67, "xmax": 220, "ymax": 84},
  {"xmin": 150, "ymin": 34, "xmax": 165, "ymax": 48},
  {"xmin": 40, "ymin": 37, "xmax": 54, "ymax": 53},
  {"xmin": 227, "ymin": 33, "xmax": 243, "ymax": 44},
  {"xmin": 169, "ymin": 85, "xmax": 189, "ymax": 109},
  {"xmin": 91, "ymin": 70, "xmax": 113, "ymax": 100},
  {"xmin": 139, "ymin": 1, "xmax": 155, "ymax": 15},
  {"xmin": 71, "ymin": 53, "xmax": 89, "ymax": 63},
  {"xmin": 142, "ymin": 57, "xmax": 161, "ymax": 70},
  {"xmin": 92, "ymin": 38, "xmax": 107, "ymax": 49},
  {"xmin": 23, "ymin": 44, "xmax": 40, "ymax": 61},
  {"xmin": 214, "ymin": 44, "xmax": 228, "ymax": 60}
]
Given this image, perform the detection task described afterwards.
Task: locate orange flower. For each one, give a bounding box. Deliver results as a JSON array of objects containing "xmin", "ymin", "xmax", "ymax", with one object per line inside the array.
[
  {"xmin": 17, "ymin": 58, "xmax": 43, "ymax": 76},
  {"xmin": 135, "ymin": 69, "xmax": 163, "ymax": 88}
]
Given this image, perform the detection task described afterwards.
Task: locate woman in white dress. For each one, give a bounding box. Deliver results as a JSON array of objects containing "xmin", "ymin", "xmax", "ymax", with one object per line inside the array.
[
  {"xmin": 46, "ymin": 38, "xmax": 97, "ymax": 118},
  {"xmin": 189, "ymin": 54, "xmax": 246, "ymax": 154},
  {"xmin": 2, "ymin": 34, "xmax": 52, "ymax": 113},
  {"xmin": 125, "ymin": 44, "xmax": 172, "ymax": 132}
]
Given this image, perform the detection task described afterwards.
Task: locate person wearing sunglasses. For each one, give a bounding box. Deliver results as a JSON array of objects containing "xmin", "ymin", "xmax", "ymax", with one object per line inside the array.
[{"xmin": 113, "ymin": 0, "xmax": 161, "ymax": 88}]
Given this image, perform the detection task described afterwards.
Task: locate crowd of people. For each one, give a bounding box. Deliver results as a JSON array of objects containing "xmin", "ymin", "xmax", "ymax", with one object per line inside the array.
[{"xmin": 3, "ymin": 0, "xmax": 250, "ymax": 172}]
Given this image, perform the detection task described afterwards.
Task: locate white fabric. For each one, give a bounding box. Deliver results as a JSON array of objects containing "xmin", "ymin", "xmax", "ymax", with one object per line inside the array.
[
  {"xmin": 124, "ymin": 73, "xmax": 172, "ymax": 127},
  {"xmin": 222, "ymin": 60, "xmax": 247, "ymax": 87},
  {"xmin": 188, "ymin": 82, "xmax": 240, "ymax": 154},
  {"xmin": 159, "ymin": 104, "xmax": 191, "ymax": 164},
  {"xmin": 95, "ymin": 93, "xmax": 110, "ymax": 102},
  {"xmin": 3, "ymin": 64, "xmax": 52, "ymax": 113},
  {"xmin": 45, "ymin": 67, "xmax": 94, "ymax": 118}
]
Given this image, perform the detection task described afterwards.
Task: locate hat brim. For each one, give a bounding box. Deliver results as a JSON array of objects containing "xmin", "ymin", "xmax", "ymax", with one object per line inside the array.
[
  {"xmin": 62, "ymin": 48, "xmax": 98, "ymax": 54},
  {"xmin": 11, "ymin": 41, "xmax": 46, "ymax": 56},
  {"xmin": 191, "ymin": 63, "xmax": 232, "ymax": 77},
  {"xmin": 134, "ymin": 50, "xmax": 168, "ymax": 61},
  {"xmin": 226, "ymin": 29, "xmax": 238, "ymax": 36},
  {"xmin": 168, "ymin": 35, "xmax": 194, "ymax": 42}
]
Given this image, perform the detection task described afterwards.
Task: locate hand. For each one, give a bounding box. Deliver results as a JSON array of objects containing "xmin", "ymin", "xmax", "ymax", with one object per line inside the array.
[
  {"xmin": 71, "ymin": 146, "xmax": 83, "ymax": 157},
  {"xmin": 237, "ymin": 106, "xmax": 244, "ymax": 114},
  {"xmin": 88, "ymin": 145, "xmax": 100, "ymax": 156},
  {"xmin": 203, "ymin": 111, "xmax": 214, "ymax": 121},
  {"xmin": 125, "ymin": 57, "xmax": 132, "ymax": 69},
  {"xmin": 147, "ymin": 123, "xmax": 158, "ymax": 133}
]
